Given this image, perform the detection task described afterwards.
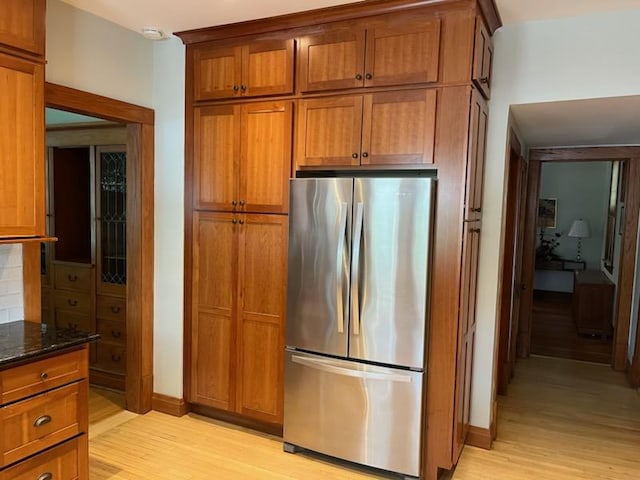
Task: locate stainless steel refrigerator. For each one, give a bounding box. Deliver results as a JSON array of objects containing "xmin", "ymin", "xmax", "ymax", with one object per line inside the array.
[{"xmin": 283, "ymin": 177, "xmax": 435, "ymax": 479}]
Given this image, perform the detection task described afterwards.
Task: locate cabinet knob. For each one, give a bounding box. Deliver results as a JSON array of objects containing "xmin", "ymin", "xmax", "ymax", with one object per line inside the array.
[
  {"xmin": 69, "ymin": 323, "xmax": 78, "ymax": 330},
  {"xmin": 239, "ymin": 200, "xmax": 245, "ymax": 206},
  {"xmin": 232, "ymin": 218, "xmax": 237, "ymax": 224},
  {"xmin": 365, "ymin": 73, "xmax": 372, "ymax": 80},
  {"xmin": 352, "ymin": 153, "xmax": 358, "ymax": 159},
  {"xmin": 361, "ymin": 152, "xmax": 369, "ymax": 158},
  {"xmin": 240, "ymin": 84, "xmax": 247, "ymax": 91},
  {"xmin": 67, "ymin": 299, "xmax": 78, "ymax": 307},
  {"xmin": 239, "ymin": 219, "xmax": 245, "ymax": 225},
  {"xmin": 233, "ymin": 85, "xmax": 239, "ymax": 91},
  {"xmin": 33, "ymin": 414, "xmax": 52, "ymax": 428},
  {"xmin": 110, "ymin": 306, "xmax": 121, "ymax": 314},
  {"xmin": 231, "ymin": 200, "xmax": 238, "ymax": 206},
  {"xmin": 111, "ymin": 354, "xmax": 122, "ymax": 362},
  {"xmin": 37, "ymin": 473, "xmax": 53, "ymax": 480},
  {"xmin": 479, "ymin": 77, "xmax": 489, "ymax": 84},
  {"xmin": 40, "ymin": 372, "xmax": 48, "ymax": 381},
  {"xmin": 111, "ymin": 330, "xmax": 122, "ymax": 338},
  {"xmin": 470, "ymin": 227, "xmax": 481, "ymax": 233},
  {"xmin": 68, "ymin": 274, "xmax": 78, "ymax": 282},
  {"xmin": 355, "ymin": 74, "xmax": 363, "ymax": 80},
  {"xmin": 471, "ymin": 207, "xmax": 482, "ymax": 213}
]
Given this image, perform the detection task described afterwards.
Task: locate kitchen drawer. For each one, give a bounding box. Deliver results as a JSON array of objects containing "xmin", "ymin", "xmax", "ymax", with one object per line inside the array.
[
  {"xmin": 0, "ymin": 348, "xmax": 87, "ymax": 405},
  {"xmin": 0, "ymin": 381, "xmax": 87, "ymax": 467},
  {"xmin": 96, "ymin": 295, "xmax": 126, "ymax": 322},
  {"xmin": 54, "ymin": 291, "xmax": 91, "ymax": 315},
  {"xmin": 54, "ymin": 311, "xmax": 91, "ymax": 333},
  {"xmin": 54, "ymin": 264, "xmax": 92, "ymax": 293},
  {"xmin": 96, "ymin": 318, "xmax": 126, "ymax": 345},
  {"xmin": 0, "ymin": 434, "xmax": 86, "ymax": 480},
  {"xmin": 95, "ymin": 344, "xmax": 126, "ymax": 373}
]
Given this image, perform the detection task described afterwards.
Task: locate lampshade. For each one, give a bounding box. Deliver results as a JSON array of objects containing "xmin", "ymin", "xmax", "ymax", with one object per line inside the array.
[{"xmin": 568, "ymin": 219, "xmax": 591, "ymax": 238}]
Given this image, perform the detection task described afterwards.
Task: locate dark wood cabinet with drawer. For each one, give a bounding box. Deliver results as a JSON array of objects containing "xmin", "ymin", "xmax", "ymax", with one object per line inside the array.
[{"xmin": 573, "ymin": 270, "xmax": 614, "ymax": 338}]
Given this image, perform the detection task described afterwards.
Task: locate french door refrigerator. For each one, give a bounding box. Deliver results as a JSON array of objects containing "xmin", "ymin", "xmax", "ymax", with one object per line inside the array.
[{"xmin": 283, "ymin": 177, "xmax": 435, "ymax": 479}]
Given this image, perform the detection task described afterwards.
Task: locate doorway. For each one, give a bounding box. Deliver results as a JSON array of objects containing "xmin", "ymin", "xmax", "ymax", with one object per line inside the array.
[{"xmin": 41, "ymin": 83, "xmax": 155, "ymax": 414}]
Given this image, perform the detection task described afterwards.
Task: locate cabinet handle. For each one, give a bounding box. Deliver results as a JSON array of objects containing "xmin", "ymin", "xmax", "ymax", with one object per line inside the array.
[
  {"xmin": 67, "ymin": 299, "xmax": 78, "ymax": 307},
  {"xmin": 233, "ymin": 85, "xmax": 239, "ymax": 91},
  {"xmin": 40, "ymin": 372, "xmax": 49, "ymax": 381},
  {"xmin": 231, "ymin": 200, "xmax": 237, "ymax": 206},
  {"xmin": 34, "ymin": 415, "xmax": 52, "ymax": 428},
  {"xmin": 471, "ymin": 207, "xmax": 482, "ymax": 213},
  {"xmin": 67, "ymin": 274, "xmax": 78, "ymax": 282},
  {"xmin": 479, "ymin": 77, "xmax": 489, "ymax": 84},
  {"xmin": 470, "ymin": 228, "xmax": 481, "ymax": 233},
  {"xmin": 361, "ymin": 152, "xmax": 369, "ymax": 158},
  {"xmin": 239, "ymin": 219, "xmax": 245, "ymax": 225},
  {"xmin": 111, "ymin": 330, "xmax": 122, "ymax": 338},
  {"xmin": 37, "ymin": 473, "xmax": 53, "ymax": 480},
  {"xmin": 232, "ymin": 218, "xmax": 237, "ymax": 224},
  {"xmin": 110, "ymin": 306, "xmax": 121, "ymax": 314},
  {"xmin": 111, "ymin": 354, "xmax": 121, "ymax": 362},
  {"xmin": 352, "ymin": 153, "xmax": 358, "ymax": 159},
  {"xmin": 355, "ymin": 74, "xmax": 363, "ymax": 80},
  {"xmin": 239, "ymin": 200, "xmax": 245, "ymax": 206},
  {"xmin": 365, "ymin": 73, "xmax": 372, "ymax": 80},
  {"xmin": 240, "ymin": 84, "xmax": 247, "ymax": 91}
]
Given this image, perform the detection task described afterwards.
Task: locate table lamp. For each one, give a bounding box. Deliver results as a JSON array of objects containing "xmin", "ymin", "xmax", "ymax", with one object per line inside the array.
[{"xmin": 568, "ymin": 219, "xmax": 590, "ymax": 261}]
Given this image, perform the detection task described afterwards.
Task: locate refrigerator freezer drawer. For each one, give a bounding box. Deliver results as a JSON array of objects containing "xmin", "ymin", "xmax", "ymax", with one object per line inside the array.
[{"xmin": 283, "ymin": 349, "xmax": 423, "ymax": 477}]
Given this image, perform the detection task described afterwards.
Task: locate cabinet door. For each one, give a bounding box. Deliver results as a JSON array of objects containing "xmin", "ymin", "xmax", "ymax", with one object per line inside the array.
[
  {"xmin": 465, "ymin": 89, "xmax": 488, "ymax": 218},
  {"xmin": 295, "ymin": 96, "xmax": 363, "ymax": 168},
  {"xmin": 243, "ymin": 40, "xmax": 294, "ymax": 97},
  {"xmin": 0, "ymin": 0, "xmax": 45, "ymax": 56},
  {"xmin": 0, "ymin": 54, "xmax": 44, "ymax": 237},
  {"xmin": 193, "ymin": 106, "xmax": 240, "ymax": 211},
  {"xmin": 235, "ymin": 214, "xmax": 287, "ymax": 424},
  {"xmin": 364, "ymin": 17, "xmax": 441, "ymax": 88},
  {"xmin": 298, "ymin": 29, "xmax": 366, "ymax": 92},
  {"xmin": 361, "ymin": 89, "xmax": 436, "ymax": 166},
  {"xmin": 190, "ymin": 212, "xmax": 237, "ymax": 411},
  {"xmin": 193, "ymin": 45, "xmax": 242, "ymax": 100},
  {"xmin": 472, "ymin": 17, "xmax": 493, "ymax": 99},
  {"xmin": 239, "ymin": 101, "xmax": 292, "ymax": 214}
]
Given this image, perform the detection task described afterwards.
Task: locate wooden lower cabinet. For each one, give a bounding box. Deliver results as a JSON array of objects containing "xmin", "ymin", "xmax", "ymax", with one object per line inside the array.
[{"xmin": 189, "ymin": 211, "xmax": 288, "ymax": 425}]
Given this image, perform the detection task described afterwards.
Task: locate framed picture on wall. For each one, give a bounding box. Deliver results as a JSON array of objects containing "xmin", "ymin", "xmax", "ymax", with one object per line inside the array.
[{"xmin": 537, "ymin": 198, "xmax": 557, "ymax": 228}]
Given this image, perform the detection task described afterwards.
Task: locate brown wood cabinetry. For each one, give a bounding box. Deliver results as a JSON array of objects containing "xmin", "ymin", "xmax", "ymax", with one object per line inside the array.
[
  {"xmin": 296, "ymin": 89, "xmax": 436, "ymax": 168},
  {"xmin": 0, "ymin": 0, "xmax": 45, "ymax": 56},
  {"xmin": 194, "ymin": 101, "xmax": 292, "ymax": 213},
  {"xmin": 190, "ymin": 212, "xmax": 287, "ymax": 424},
  {"xmin": 472, "ymin": 16, "xmax": 493, "ymax": 99},
  {"xmin": 194, "ymin": 39, "xmax": 294, "ymax": 100},
  {"xmin": 298, "ymin": 16, "xmax": 441, "ymax": 92},
  {"xmin": 0, "ymin": 347, "xmax": 89, "ymax": 479},
  {"xmin": 573, "ymin": 270, "xmax": 614, "ymax": 338}
]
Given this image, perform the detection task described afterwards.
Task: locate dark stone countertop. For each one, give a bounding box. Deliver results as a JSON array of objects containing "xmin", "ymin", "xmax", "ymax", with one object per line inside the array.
[{"xmin": 0, "ymin": 320, "xmax": 100, "ymax": 369}]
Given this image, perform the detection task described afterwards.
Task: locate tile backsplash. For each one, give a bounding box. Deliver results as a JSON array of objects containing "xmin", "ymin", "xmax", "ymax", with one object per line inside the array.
[{"xmin": 0, "ymin": 244, "xmax": 24, "ymax": 324}]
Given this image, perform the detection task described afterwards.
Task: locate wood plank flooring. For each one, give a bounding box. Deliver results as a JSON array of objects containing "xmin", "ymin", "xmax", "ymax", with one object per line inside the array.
[
  {"xmin": 531, "ymin": 291, "xmax": 613, "ymax": 364},
  {"xmin": 88, "ymin": 356, "xmax": 640, "ymax": 479}
]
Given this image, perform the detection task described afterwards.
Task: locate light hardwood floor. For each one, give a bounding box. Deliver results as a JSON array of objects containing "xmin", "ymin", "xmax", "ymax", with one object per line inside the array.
[{"xmin": 88, "ymin": 356, "xmax": 640, "ymax": 479}]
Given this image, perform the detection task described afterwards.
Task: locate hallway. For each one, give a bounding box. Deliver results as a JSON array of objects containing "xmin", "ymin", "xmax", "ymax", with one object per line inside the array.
[{"xmin": 453, "ymin": 355, "xmax": 640, "ymax": 479}]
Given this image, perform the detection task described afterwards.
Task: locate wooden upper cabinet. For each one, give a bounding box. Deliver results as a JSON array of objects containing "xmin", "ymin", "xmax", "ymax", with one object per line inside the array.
[
  {"xmin": 235, "ymin": 214, "xmax": 288, "ymax": 424},
  {"xmin": 0, "ymin": 53, "xmax": 44, "ymax": 237},
  {"xmin": 472, "ymin": 17, "xmax": 493, "ymax": 99},
  {"xmin": 296, "ymin": 89, "xmax": 436, "ymax": 168},
  {"xmin": 193, "ymin": 105, "xmax": 240, "ymax": 211},
  {"xmin": 465, "ymin": 88, "xmax": 489, "ymax": 219},
  {"xmin": 194, "ymin": 101, "xmax": 292, "ymax": 213},
  {"xmin": 296, "ymin": 96, "xmax": 363, "ymax": 168},
  {"xmin": 297, "ymin": 16, "xmax": 441, "ymax": 93},
  {"xmin": 298, "ymin": 29, "xmax": 366, "ymax": 92},
  {"xmin": 194, "ymin": 39, "xmax": 294, "ymax": 101},
  {"xmin": 0, "ymin": 0, "xmax": 45, "ymax": 56},
  {"xmin": 361, "ymin": 89, "xmax": 437, "ymax": 166}
]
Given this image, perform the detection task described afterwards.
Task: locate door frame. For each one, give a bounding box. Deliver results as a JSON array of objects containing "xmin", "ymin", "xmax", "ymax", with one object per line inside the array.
[
  {"xmin": 515, "ymin": 146, "xmax": 640, "ymax": 371},
  {"xmin": 41, "ymin": 82, "xmax": 155, "ymax": 413}
]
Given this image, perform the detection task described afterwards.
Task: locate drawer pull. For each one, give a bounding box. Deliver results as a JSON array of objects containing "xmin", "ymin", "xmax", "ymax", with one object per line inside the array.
[
  {"xmin": 67, "ymin": 274, "xmax": 78, "ymax": 282},
  {"xmin": 110, "ymin": 306, "xmax": 121, "ymax": 314},
  {"xmin": 111, "ymin": 330, "xmax": 122, "ymax": 338},
  {"xmin": 34, "ymin": 415, "xmax": 52, "ymax": 428},
  {"xmin": 112, "ymin": 354, "xmax": 122, "ymax": 362},
  {"xmin": 67, "ymin": 299, "xmax": 78, "ymax": 307},
  {"xmin": 68, "ymin": 323, "xmax": 78, "ymax": 330},
  {"xmin": 40, "ymin": 372, "xmax": 49, "ymax": 380},
  {"xmin": 37, "ymin": 473, "xmax": 53, "ymax": 480}
]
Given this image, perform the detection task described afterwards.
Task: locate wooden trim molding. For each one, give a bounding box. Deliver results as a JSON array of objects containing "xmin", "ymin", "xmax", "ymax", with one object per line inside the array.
[
  {"xmin": 152, "ymin": 393, "xmax": 190, "ymax": 417},
  {"xmin": 175, "ymin": 0, "xmax": 501, "ymax": 43},
  {"xmin": 465, "ymin": 425, "xmax": 492, "ymax": 450},
  {"xmin": 530, "ymin": 146, "xmax": 640, "ymax": 162},
  {"xmin": 21, "ymin": 243, "xmax": 42, "ymax": 321},
  {"xmin": 45, "ymin": 82, "xmax": 155, "ymax": 415}
]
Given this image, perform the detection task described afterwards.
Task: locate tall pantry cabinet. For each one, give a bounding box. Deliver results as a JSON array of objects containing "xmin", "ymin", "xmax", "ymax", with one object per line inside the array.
[{"xmin": 178, "ymin": 0, "xmax": 499, "ymax": 478}]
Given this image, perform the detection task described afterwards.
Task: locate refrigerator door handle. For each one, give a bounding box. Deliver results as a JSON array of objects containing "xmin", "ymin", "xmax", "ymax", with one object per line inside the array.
[
  {"xmin": 351, "ymin": 202, "xmax": 364, "ymax": 335},
  {"xmin": 336, "ymin": 202, "xmax": 348, "ymax": 334},
  {"xmin": 291, "ymin": 355, "xmax": 412, "ymax": 383}
]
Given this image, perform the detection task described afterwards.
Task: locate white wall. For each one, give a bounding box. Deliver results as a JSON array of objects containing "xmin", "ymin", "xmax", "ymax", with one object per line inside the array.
[
  {"xmin": 152, "ymin": 38, "xmax": 186, "ymax": 398},
  {"xmin": 474, "ymin": 9, "xmax": 640, "ymax": 428},
  {"xmin": 0, "ymin": 245, "xmax": 23, "ymax": 324}
]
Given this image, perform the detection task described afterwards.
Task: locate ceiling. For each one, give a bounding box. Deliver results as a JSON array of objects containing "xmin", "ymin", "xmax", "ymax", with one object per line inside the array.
[
  {"xmin": 59, "ymin": 0, "xmax": 640, "ymax": 38},
  {"xmin": 511, "ymin": 96, "xmax": 640, "ymax": 148}
]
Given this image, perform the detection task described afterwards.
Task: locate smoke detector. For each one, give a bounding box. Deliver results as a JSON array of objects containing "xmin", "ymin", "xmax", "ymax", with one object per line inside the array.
[{"xmin": 141, "ymin": 27, "xmax": 164, "ymax": 40}]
